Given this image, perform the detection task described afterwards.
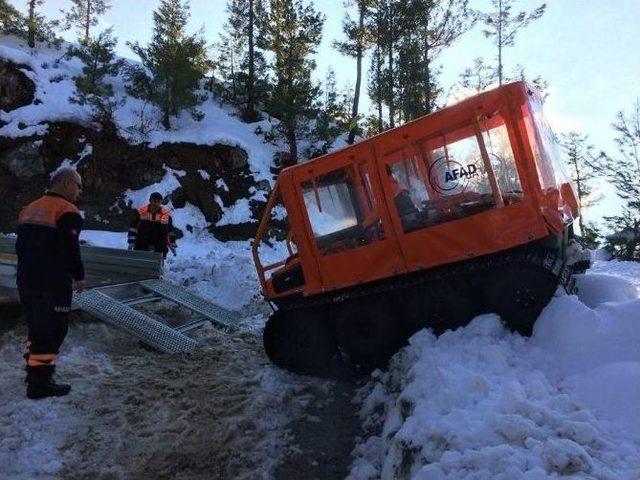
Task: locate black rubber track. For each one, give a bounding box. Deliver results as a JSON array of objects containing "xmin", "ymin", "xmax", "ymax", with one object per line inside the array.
[
  {"xmin": 265, "ymin": 242, "xmax": 575, "ymax": 376},
  {"xmin": 472, "ymin": 262, "xmax": 560, "ymax": 335},
  {"xmin": 263, "ymin": 308, "xmax": 342, "ymax": 376},
  {"xmin": 336, "ymin": 295, "xmax": 405, "ymax": 372}
]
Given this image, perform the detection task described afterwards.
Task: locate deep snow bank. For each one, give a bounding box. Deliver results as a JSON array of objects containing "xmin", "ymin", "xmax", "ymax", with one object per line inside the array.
[{"xmin": 349, "ymin": 263, "xmax": 640, "ymax": 480}]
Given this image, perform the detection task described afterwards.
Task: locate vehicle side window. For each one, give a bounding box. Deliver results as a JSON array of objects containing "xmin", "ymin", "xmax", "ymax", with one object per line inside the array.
[
  {"xmin": 301, "ymin": 165, "xmax": 383, "ymax": 255},
  {"xmin": 386, "ymin": 114, "xmax": 523, "ymax": 233},
  {"xmin": 483, "ymin": 123, "xmax": 523, "ymax": 196},
  {"xmin": 523, "ymin": 100, "xmax": 572, "ymax": 190}
]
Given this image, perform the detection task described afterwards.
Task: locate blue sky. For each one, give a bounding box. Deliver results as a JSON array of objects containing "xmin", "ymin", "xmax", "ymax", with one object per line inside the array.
[{"xmin": 9, "ymin": 0, "xmax": 640, "ymax": 156}]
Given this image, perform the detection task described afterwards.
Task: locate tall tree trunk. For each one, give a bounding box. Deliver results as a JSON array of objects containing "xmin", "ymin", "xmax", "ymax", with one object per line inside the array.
[
  {"xmin": 387, "ymin": 4, "xmax": 395, "ymax": 128},
  {"xmin": 572, "ymin": 155, "xmax": 586, "ymax": 232},
  {"xmin": 423, "ymin": 21, "xmax": 432, "ymax": 115},
  {"xmin": 375, "ymin": 45, "xmax": 383, "ymax": 132},
  {"xmin": 347, "ymin": 3, "xmax": 365, "ymax": 144},
  {"xmin": 28, "ymin": 0, "xmax": 36, "ymax": 48},
  {"xmin": 425, "ymin": 54, "xmax": 432, "ymax": 115},
  {"xmin": 247, "ymin": 0, "xmax": 256, "ymax": 119},
  {"xmin": 498, "ymin": 0, "xmax": 503, "ymax": 85},
  {"xmin": 85, "ymin": 0, "xmax": 91, "ymax": 43},
  {"xmin": 287, "ymin": 126, "xmax": 298, "ymax": 165}
]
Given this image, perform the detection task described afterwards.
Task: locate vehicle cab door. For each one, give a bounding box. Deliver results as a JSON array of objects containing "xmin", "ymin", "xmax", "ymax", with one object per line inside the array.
[{"xmin": 292, "ymin": 145, "xmax": 406, "ymax": 293}]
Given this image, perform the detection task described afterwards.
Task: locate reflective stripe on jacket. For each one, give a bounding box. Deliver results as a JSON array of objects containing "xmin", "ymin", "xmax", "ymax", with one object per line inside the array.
[{"xmin": 128, "ymin": 205, "xmax": 176, "ymax": 254}]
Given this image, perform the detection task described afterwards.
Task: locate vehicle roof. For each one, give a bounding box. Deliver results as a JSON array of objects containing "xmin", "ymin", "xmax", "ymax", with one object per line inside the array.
[{"xmin": 278, "ymin": 81, "xmax": 530, "ymax": 180}]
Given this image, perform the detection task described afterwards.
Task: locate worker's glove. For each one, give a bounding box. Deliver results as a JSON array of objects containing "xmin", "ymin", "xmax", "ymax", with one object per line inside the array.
[{"xmin": 169, "ymin": 246, "xmax": 177, "ymax": 256}]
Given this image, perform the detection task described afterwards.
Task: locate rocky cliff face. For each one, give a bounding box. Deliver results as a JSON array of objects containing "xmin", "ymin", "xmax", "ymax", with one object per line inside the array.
[
  {"xmin": 0, "ymin": 61, "xmax": 272, "ymax": 241},
  {"xmin": 0, "ymin": 59, "xmax": 35, "ymax": 113}
]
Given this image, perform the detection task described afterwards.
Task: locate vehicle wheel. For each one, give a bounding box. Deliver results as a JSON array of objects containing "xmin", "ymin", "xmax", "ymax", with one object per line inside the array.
[
  {"xmin": 475, "ymin": 263, "xmax": 559, "ymax": 336},
  {"xmin": 263, "ymin": 309, "xmax": 340, "ymax": 376},
  {"xmin": 336, "ymin": 297, "xmax": 405, "ymax": 372},
  {"xmin": 400, "ymin": 279, "xmax": 475, "ymax": 336}
]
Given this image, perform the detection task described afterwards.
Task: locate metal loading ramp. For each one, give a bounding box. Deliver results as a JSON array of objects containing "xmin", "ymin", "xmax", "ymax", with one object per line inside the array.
[
  {"xmin": 73, "ymin": 280, "xmax": 240, "ymax": 354},
  {"xmin": 139, "ymin": 279, "xmax": 240, "ymax": 329},
  {"xmin": 74, "ymin": 288, "xmax": 198, "ymax": 354},
  {"xmin": 2, "ymin": 236, "xmax": 239, "ymax": 353},
  {"xmin": 74, "ymin": 279, "xmax": 239, "ymax": 353}
]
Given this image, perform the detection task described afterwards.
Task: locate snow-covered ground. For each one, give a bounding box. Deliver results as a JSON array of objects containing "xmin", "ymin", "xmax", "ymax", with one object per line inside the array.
[
  {"xmin": 349, "ymin": 261, "xmax": 640, "ymax": 480},
  {"xmin": 1, "ymin": 227, "xmax": 322, "ymax": 480},
  {"xmin": 4, "ymin": 223, "xmax": 640, "ymax": 479}
]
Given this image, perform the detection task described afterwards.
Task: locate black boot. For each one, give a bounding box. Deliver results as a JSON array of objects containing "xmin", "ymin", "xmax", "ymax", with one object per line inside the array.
[{"xmin": 26, "ymin": 365, "xmax": 71, "ymax": 400}]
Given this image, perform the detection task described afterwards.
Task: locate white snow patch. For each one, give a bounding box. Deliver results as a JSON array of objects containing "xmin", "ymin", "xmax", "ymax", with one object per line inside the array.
[
  {"xmin": 78, "ymin": 143, "xmax": 93, "ymax": 160},
  {"xmin": 198, "ymin": 169, "xmax": 210, "ymax": 180},
  {"xmin": 216, "ymin": 198, "xmax": 254, "ymax": 226},
  {"xmin": 350, "ymin": 263, "xmax": 640, "ymax": 479},
  {"xmin": 122, "ymin": 165, "xmax": 185, "ymax": 207},
  {"xmin": 216, "ymin": 177, "xmax": 229, "ymax": 192}
]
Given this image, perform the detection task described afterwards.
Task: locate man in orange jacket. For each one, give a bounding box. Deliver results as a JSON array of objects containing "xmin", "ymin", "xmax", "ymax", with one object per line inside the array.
[
  {"xmin": 128, "ymin": 192, "xmax": 177, "ymax": 258},
  {"xmin": 16, "ymin": 168, "xmax": 85, "ymax": 400}
]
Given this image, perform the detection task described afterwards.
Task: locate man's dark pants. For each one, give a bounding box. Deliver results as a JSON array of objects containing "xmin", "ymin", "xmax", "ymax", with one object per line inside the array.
[{"xmin": 18, "ymin": 285, "xmax": 71, "ymax": 378}]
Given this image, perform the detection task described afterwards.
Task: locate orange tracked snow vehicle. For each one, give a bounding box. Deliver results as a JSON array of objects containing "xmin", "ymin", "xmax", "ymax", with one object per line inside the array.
[{"xmin": 253, "ymin": 82, "xmax": 582, "ymax": 375}]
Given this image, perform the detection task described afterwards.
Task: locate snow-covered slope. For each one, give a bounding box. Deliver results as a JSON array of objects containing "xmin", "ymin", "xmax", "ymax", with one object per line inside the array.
[
  {"xmin": 349, "ymin": 261, "xmax": 640, "ymax": 480},
  {"xmin": 0, "ymin": 35, "xmax": 278, "ymax": 184}
]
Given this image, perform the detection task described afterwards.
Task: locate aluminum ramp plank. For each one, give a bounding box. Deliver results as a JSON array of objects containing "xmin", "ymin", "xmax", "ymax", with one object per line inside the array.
[
  {"xmin": 139, "ymin": 279, "xmax": 240, "ymax": 329},
  {"xmin": 74, "ymin": 289, "xmax": 197, "ymax": 354}
]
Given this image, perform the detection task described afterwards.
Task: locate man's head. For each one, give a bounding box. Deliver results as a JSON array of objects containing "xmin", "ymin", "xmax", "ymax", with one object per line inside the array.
[
  {"xmin": 149, "ymin": 192, "xmax": 163, "ymax": 213},
  {"xmin": 50, "ymin": 168, "xmax": 82, "ymax": 203}
]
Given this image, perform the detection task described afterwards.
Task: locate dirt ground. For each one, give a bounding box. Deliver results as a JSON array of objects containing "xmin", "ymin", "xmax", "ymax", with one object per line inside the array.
[{"xmin": 0, "ymin": 304, "xmax": 361, "ymax": 480}]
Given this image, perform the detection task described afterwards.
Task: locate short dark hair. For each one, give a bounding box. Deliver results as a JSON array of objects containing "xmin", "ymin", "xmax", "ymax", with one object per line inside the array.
[{"xmin": 149, "ymin": 192, "xmax": 163, "ymax": 202}]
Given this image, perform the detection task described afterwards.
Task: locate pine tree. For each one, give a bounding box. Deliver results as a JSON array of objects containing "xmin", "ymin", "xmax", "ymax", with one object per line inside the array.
[
  {"xmin": 0, "ymin": 0, "xmax": 24, "ymax": 36},
  {"xmin": 459, "ymin": 57, "xmax": 495, "ymax": 92},
  {"xmin": 602, "ymin": 100, "xmax": 640, "ymax": 259},
  {"xmin": 214, "ymin": 20, "xmax": 244, "ymax": 103},
  {"xmin": 66, "ymin": 28, "xmax": 124, "ymax": 132},
  {"xmin": 364, "ymin": 0, "xmax": 402, "ymax": 128},
  {"xmin": 478, "ymin": 0, "xmax": 546, "ymax": 85},
  {"xmin": 333, "ymin": 0, "xmax": 373, "ymax": 143},
  {"xmin": 559, "ymin": 131, "xmax": 602, "ymax": 235},
  {"xmin": 62, "ymin": 0, "xmax": 110, "ymax": 43},
  {"xmin": 366, "ymin": 1, "xmax": 386, "ymax": 133},
  {"xmin": 215, "ymin": 0, "xmax": 268, "ymax": 121},
  {"xmin": 382, "ymin": 0, "xmax": 397, "ymax": 127},
  {"xmin": 397, "ymin": 0, "xmax": 474, "ymax": 119},
  {"xmin": 260, "ymin": 0, "xmax": 324, "ymax": 165},
  {"xmin": 25, "ymin": 0, "xmax": 60, "ymax": 48},
  {"xmin": 127, "ymin": 0, "xmax": 210, "ymax": 130},
  {"xmin": 307, "ymin": 68, "xmax": 351, "ymax": 157}
]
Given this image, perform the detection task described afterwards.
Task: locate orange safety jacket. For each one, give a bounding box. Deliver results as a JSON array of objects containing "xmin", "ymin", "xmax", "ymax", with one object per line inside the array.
[
  {"xmin": 16, "ymin": 192, "xmax": 84, "ymax": 290},
  {"xmin": 128, "ymin": 205, "xmax": 176, "ymax": 255}
]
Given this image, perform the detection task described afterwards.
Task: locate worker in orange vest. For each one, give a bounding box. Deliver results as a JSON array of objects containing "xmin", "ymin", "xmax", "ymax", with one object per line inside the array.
[
  {"xmin": 16, "ymin": 168, "xmax": 85, "ymax": 399},
  {"xmin": 127, "ymin": 192, "xmax": 177, "ymax": 257}
]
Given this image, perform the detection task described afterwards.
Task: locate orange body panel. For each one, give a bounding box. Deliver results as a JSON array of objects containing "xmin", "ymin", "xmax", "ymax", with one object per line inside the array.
[{"xmin": 253, "ymin": 82, "xmax": 579, "ymax": 301}]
